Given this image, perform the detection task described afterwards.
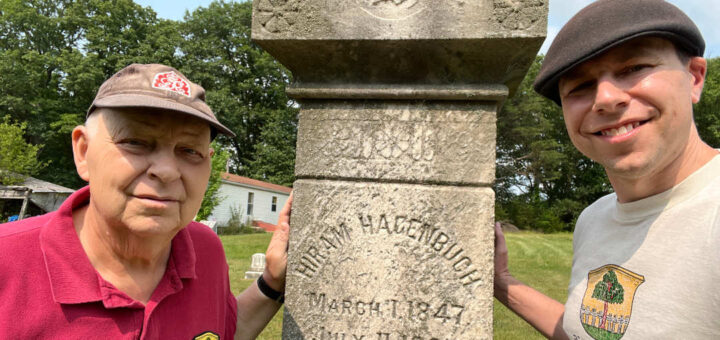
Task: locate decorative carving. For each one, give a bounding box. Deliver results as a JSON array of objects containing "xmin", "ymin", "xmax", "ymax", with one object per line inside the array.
[
  {"xmin": 256, "ymin": 0, "xmax": 302, "ymax": 33},
  {"xmin": 493, "ymin": 0, "xmax": 545, "ymax": 30},
  {"xmin": 355, "ymin": 0, "xmax": 425, "ymax": 20}
]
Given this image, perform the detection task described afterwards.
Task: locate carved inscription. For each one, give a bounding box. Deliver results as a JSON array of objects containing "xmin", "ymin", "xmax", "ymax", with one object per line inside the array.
[
  {"xmin": 313, "ymin": 328, "xmax": 454, "ymax": 340},
  {"xmin": 308, "ymin": 292, "xmax": 465, "ymax": 324},
  {"xmin": 293, "ymin": 212, "xmax": 482, "ymax": 290},
  {"xmin": 295, "ymin": 223, "xmax": 352, "ymax": 278},
  {"xmin": 493, "ymin": 0, "xmax": 545, "ymax": 30},
  {"xmin": 308, "ymin": 121, "xmax": 454, "ymax": 162},
  {"xmin": 256, "ymin": 0, "xmax": 302, "ymax": 33},
  {"xmin": 355, "ymin": 0, "xmax": 425, "ymax": 20},
  {"xmin": 358, "ymin": 214, "xmax": 483, "ymax": 289}
]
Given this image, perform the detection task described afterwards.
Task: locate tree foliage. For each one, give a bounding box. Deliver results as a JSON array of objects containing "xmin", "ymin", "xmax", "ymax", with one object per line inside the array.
[
  {"xmin": 196, "ymin": 141, "xmax": 230, "ymax": 221},
  {"xmin": 0, "ymin": 117, "xmax": 48, "ymax": 185},
  {"xmin": 696, "ymin": 57, "xmax": 720, "ymax": 147},
  {"xmin": 0, "ymin": 0, "xmax": 297, "ymax": 190}
]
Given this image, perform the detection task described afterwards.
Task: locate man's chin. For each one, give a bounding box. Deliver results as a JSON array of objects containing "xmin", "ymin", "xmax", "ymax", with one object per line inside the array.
[
  {"xmin": 602, "ymin": 158, "xmax": 654, "ymax": 179},
  {"xmin": 123, "ymin": 215, "xmax": 185, "ymax": 236}
]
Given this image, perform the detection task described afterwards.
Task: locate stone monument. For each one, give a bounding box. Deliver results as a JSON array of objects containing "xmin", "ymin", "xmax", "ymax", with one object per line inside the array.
[
  {"xmin": 244, "ymin": 253, "xmax": 267, "ymax": 279},
  {"xmin": 251, "ymin": 1, "xmax": 547, "ymax": 338}
]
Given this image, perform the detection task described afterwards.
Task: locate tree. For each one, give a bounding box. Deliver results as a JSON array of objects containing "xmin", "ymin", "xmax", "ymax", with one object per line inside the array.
[
  {"xmin": 696, "ymin": 57, "xmax": 720, "ymax": 148},
  {"xmin": 0, "ymin": 117, "xmax": 48, "ymax": 185},
  {"xmin": 591, "ymin": 270, "xmax": 624, "ymax": 330},
  {"xmin": 248, "ymin": 108, "xmax": 297, "ymax": 187},
  {"xmin": 196, "ymin": 141, "xmax": 230, "ymax": 221}
]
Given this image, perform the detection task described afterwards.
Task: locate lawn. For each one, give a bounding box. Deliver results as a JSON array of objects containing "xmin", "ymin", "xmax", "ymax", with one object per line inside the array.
[{"xmin": 221, "ymin": 231, "xmax": 573, "ymax": 339}]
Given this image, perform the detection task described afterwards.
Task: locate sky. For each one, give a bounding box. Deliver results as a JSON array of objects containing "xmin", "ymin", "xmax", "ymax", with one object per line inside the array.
[{"xmin": 136, "ymin": 0, "xmax": 720, "ymax": 58}]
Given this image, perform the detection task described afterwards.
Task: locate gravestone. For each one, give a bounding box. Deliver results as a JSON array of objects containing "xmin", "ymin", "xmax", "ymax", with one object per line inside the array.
[
  {"xmin": 252, "ymin": 1, "xmax": 547, "ymax": 339},
  {"xmin": 245, "ymin": 253, "xmax": 267, "ymax": 279}
]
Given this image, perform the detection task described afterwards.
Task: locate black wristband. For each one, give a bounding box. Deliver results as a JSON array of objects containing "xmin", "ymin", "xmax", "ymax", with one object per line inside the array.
[{"xmin": 257, "ymin": 275, "xmax": 284, "ymax": 304}]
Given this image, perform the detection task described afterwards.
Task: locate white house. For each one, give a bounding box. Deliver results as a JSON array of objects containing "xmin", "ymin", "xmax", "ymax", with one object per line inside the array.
[{"xmin": 210, "ymin": 173, "xmax": 291, "ymax": 230}]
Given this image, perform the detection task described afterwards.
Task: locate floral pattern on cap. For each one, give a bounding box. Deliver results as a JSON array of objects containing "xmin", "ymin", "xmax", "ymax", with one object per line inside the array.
[{"xmin": 152, "ymin": 71, "xmax": 191, "ymax": 97}]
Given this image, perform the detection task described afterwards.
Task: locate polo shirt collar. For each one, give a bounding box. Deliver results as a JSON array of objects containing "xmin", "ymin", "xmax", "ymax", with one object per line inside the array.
[{"xmin": 40, "ymin": 186, "xmax": 198, "ymax": 305}]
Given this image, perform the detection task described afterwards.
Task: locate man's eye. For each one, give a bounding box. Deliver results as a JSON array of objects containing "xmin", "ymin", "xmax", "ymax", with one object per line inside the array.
[
  {"xmin": 622, "ymin": 64, "xmax": 651, "ymax": 74},
  {"xmin": 182, "ymin": 148, "xmax": 203, "ymax": 158},
  {"xmin": 119, "ymin": 139, "xmax": 149, "ymax": 148},
  {"xmin": 568, "ymin": 81, "xmax": 593, "ymax": 95}
]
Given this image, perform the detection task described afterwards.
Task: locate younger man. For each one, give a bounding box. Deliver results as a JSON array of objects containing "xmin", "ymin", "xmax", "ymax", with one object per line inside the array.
[{"xmin": 494, "ymin": 1, "xmax": 720, "ymax": 339}]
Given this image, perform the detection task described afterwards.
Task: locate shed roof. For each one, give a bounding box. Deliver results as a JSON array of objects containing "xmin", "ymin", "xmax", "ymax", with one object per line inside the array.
[{"xmin": 221, "ymin": 173, "xmax": 292, "ymax": 195}]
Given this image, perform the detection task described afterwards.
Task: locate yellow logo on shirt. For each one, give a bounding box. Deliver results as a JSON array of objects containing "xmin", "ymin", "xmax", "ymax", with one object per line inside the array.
[
  {"xmin": 579, "ymin": 265, "xmax": 644, "ymax": 340},
  {"xmin": 194, "ymin": 331, "xmax": 219, "ymax": 340}
]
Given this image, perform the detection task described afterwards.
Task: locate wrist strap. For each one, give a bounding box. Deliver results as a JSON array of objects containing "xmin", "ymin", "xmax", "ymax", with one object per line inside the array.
[{"xmin": 257, "ymin": 275, "xmax": 284, "ymax": 304}]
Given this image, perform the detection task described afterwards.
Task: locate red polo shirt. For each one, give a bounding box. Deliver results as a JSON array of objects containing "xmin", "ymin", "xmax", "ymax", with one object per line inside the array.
[{"xmin": 0, "ymin": 187, "xmax": 237, "ymax": 339}]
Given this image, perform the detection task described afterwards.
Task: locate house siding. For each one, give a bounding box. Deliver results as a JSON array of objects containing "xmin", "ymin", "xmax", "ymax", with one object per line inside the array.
[{"xmin": 210, "ymin": 179, "xmax": 290, "ymax": 227}]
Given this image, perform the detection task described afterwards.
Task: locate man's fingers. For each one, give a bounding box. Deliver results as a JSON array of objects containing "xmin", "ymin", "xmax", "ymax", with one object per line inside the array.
[
  {"xmin": 278, "ymin": 192, "xmax": 293, "ymax": 226},
  {"xmin": 270, "ymin": 222, "xmax": 290, "ymax": 249},
  {"xmin": 494, "ymin": 222, "xmax": 505, "ymax": 247}
]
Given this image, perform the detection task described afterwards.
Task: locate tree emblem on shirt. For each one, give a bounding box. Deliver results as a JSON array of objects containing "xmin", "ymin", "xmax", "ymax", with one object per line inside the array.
[
  {"xmin": 579, "ymin": 264, "xmax": 644, "ymax": 340},
  {"xmin": 591, "ymin": 270, "xmax": 624, "ymax": 330}
]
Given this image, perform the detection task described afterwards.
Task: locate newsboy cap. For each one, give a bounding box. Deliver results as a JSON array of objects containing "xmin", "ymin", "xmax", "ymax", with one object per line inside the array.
[
  {"xmin": 534, "ymin": 0, "xmax": 705, "ymax": 105},
  {"xmin": 88, "ymin": 63, "xmax": 235, "ymax": 137}
]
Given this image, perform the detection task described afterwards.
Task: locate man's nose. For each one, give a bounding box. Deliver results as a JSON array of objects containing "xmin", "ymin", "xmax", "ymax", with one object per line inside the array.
[
  {"xmin": 147, "ymin": 149, "xmax": 181, "ymax": 183},
  {"xmin": 592, "ymin": 77, "xmax": 630, "ymax": 113}
]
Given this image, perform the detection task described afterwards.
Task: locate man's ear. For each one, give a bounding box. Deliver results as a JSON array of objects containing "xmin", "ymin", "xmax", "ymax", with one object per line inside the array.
[
  {"xmin": 688, "ymin": 56, "xmax": 707, "ymax": 104},
  {"xmin": 72, "ymin": 125, "xmax": 91, "ymax": 182}
]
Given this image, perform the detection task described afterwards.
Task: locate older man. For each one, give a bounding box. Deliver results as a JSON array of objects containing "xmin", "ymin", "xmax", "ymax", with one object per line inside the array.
[
  {"xmin": 494, "ymin": 1, "xmax": 720, "ymax": 339},
  {"xmin": 0, "ymin": 64, "xmax": 289, "ymax": 339}
]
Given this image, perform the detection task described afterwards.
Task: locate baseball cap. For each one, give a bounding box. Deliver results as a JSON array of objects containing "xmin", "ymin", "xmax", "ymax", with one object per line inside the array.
[
  {"xmin": 534, "ymin": 0, "xmax": 705, "ymax": 105},
  {"xmin": 87, "ymin": 63, "xmax": 236, "ymax": 138}
]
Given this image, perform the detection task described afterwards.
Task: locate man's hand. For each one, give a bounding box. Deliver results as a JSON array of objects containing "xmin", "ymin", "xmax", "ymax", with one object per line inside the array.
[
  {"xmin": 235, "ymin": 193, "xmax": 292, "ymax": 340},
  {"xmin": 262, "ymin": 193, "xmax": 292, "ymax": 292},
  {"xmin": 493, "ymin": 221, "xmax": 568, "ymax": 340}
]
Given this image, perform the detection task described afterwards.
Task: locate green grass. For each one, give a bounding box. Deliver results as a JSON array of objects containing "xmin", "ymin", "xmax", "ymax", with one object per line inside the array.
[
  {"xmin": 494, "ymin": 232, "xmax": 573, "ymax": 339},
  {"xmin": 220, "ymin": 233, "xmax": 283, "ymax": 339},
  {"xmin": 221, "ymin": 231, "xmax": 573, "ymax": 339}
]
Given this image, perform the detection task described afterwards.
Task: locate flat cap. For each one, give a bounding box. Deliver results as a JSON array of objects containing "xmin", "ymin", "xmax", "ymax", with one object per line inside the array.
[
  {"xmin": 88, "ymin": 63, "xmax": 236, "ymax": 138},
  {"xmin": 534, "ymin": 0, "xmax": 705, "ymax": 105}
]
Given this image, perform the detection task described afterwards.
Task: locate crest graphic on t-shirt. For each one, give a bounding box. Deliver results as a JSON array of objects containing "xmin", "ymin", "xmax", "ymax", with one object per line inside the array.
[
  {"xmin": 579, "ymin": 264, "xmax": 644, "ymax": 340},
  {"xmin": 193, "ymin": 331, "xmax": 219, "ymax": 340}
]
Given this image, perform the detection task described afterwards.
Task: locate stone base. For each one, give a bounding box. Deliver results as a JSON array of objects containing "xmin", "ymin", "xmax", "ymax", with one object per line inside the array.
[{"xmin": 244, "ymin": 271, "xmax": 264, "ymax": 280}]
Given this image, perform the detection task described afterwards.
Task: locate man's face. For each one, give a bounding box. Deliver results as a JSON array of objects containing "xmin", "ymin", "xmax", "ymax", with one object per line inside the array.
[
  {"xmin": 75, "ymin": 108, "xmax": 212, "ymax": 236},
  {"xmin": 558, "ymin": 37, "xmax": 706, "ymax": 181}
]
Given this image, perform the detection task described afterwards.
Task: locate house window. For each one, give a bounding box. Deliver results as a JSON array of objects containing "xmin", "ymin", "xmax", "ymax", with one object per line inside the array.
[
  {"xmin": 247, "ymin": 192, "xmax": 254, "ymax": 216},
  {"xmin": 271, "ymin": 196, "xmax": 278, "ymax": 212}
]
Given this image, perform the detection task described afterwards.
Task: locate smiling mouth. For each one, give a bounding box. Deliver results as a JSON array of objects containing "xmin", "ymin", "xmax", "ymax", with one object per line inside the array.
[{"xmin": 594, "ymin": 120, "xmax": 649, "ymax": 137}]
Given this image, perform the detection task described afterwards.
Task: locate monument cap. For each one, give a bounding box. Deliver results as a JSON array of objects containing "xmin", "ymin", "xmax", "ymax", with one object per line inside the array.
[
  {"xmin": 87, "ymin": 63, "xmax": 236, "ymax": 138},
  {"xmin": 533, "ymin": 0, "xmax": 705, "ymax": 105}
]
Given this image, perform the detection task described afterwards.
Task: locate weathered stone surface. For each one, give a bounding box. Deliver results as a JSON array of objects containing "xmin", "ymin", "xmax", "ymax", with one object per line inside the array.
[
  {"xmin": 283, "ymin": 180, "xmax": 495, "ymax": 340},
  {"xmin": 295, "ymin": 101, "xmax": 496, "ymax": 185},
  {"xmin": 252, "ymin": 0, "xmax": 546, "ymax": 40},
  {"xmin": 252, "ymin": 0, "xmax": 548, "ymax": 97}
]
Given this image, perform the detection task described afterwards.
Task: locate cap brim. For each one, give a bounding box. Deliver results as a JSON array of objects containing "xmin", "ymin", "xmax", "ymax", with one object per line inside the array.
[{"xmin": 89, "ymin": 94, "xmax": 236, "ymax": 138}]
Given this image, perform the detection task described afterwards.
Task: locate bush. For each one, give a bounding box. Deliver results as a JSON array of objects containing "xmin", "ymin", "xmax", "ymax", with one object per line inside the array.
[{"xmin": 217, "ymin": 204, "xmax": 264, "ymax": 235}]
